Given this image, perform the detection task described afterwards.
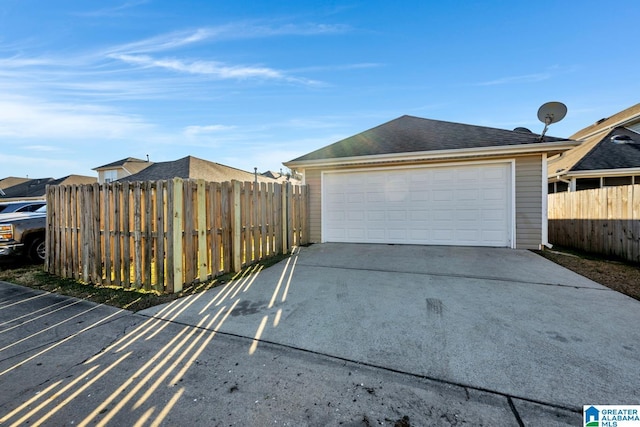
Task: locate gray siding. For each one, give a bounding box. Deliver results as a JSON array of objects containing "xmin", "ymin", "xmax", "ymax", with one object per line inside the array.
[{"xmin": 515, "ymin": 155, "xmax": 543, "ymax": 249}]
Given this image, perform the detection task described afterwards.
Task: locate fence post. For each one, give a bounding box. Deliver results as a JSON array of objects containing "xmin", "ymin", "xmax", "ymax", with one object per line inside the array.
[
  {"xmin": 302, "ymin": 185, "xmax": 310, "ymax": 245},
  {"xmin": 281, "ymin": 182, "xmax": 289, "ymax": 253},
  {"xmin": 81, "ymin": 184, "xmax": 90, "ymax": 283},
  {"xmin": 231, "ymin": 180, "xmax": 242, "ymax": 272},
  {"xmin": 171, "ymin": 178, "xmax": 184, "ymax": 293},
  {"xmin": 196, "ymin": 179, "xmax": 208, "ymax": 281}
]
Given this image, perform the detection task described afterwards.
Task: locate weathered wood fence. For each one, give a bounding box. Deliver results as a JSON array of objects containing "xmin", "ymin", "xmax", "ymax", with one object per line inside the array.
[
  {"xmin": 548, "ymin": 185, "xmax": 640, "ymax": 263},
  {"xmin": 45, "ymin": 179, "xmax": 308, "ymax": 293}
]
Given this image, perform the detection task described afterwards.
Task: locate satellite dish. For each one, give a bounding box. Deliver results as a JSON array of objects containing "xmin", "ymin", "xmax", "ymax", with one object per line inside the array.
[
  {"xmin": 537, "ymin": 101, "xmax": 567, "ymax": 141},
  {"xmin": 611, "ymin": 134, "xmax": 637, "ymax": 145},
  {"xmin": 513, "ymin": 127, "xmax": 532, "ymax": 133}
]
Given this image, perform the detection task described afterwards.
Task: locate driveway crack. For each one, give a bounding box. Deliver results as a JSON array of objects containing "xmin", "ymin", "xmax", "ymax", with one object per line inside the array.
[{"xmin": 295, "ymin": 262, "xmax": 610, "ymax": 290}]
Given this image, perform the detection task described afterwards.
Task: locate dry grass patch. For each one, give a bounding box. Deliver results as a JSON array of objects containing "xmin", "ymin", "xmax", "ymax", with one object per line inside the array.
[
  {"xmin": 0, "ymin": 253, "xmax": 290, "ymax": 311},
  {"xmin": 535, "ymin": 247, "xmax": 640, "ymax": 301}
]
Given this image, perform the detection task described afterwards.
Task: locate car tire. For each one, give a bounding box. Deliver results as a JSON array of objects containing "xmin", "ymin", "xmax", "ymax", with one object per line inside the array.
[{"xmin": 28, "ymin": 237, "xmax": 46, "ymax": 264}]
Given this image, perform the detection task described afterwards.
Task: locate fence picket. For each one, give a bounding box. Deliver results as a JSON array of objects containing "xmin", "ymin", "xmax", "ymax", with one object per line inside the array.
[
  {"xmin": 45, "ymin": 178, "xmax": 307, "ymax": 293},
  {"xmin": 548, "ymin": 185, "xmax": 640, "ymax": 263}
]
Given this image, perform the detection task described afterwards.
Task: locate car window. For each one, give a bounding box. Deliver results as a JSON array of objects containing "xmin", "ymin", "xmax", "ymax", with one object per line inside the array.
[{"xmin": 17, "ymin": 203, "xmax": 45, "ymax": 212}]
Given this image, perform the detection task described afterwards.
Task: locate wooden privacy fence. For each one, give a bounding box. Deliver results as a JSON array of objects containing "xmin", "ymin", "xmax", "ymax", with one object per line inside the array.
[
  {"xmin": 548, "ymin": 185, "xmax": 640, "ymax": 263},
  {"xmin": 45, "ymin": 179, "xmax": 308, "ymax": 293}
]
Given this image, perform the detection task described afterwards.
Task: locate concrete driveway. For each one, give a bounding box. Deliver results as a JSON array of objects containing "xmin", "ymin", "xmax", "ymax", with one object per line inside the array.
[
  {"xmin": 142, "ymin": 243, "xmax": 640, "ymax": 411},
  {"xmin": 2, "ymin": 243, "xmax": 638, "ymax": 425}
]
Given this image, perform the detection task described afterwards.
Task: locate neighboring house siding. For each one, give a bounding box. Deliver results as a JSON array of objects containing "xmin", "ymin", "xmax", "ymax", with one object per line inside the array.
[
  {"xmin": 515, "ymin": 155, "xmax": 543, "ymax": 249},
  {"xmin": 305, "ymin": 168, "xmax": 322, "ymax": 242}
]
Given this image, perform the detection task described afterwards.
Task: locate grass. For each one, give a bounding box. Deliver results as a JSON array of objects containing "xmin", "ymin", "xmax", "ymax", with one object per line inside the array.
[
  {"xmin": 0, "ymin": 253, "xmax": 290, "ymax": 312},
  {"xmin": 6, "ymin": 245, "xmax": 638, "ymax": 310},
  {"xmin": 535, "ymin": 246, "xmax": 640, "ymax": 301}
]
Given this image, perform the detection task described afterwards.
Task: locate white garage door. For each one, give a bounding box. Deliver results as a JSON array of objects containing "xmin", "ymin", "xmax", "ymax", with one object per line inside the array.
[{"xmin": 323, "ymin": 163, "xmax": 512, "ymax": 247}]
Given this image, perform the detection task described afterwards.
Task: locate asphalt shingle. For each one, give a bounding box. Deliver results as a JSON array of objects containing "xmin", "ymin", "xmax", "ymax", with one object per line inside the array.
[
  {"xmin": 290, "ymin": 115, "xmax": 565, "ymax": 162},
  {"xmin": 571, "ymin": 127, "xmax": 640, "ymax": 171},
  {"xmin": 118, "ymin": 156, "xmax": 276, "ymax": 183}
]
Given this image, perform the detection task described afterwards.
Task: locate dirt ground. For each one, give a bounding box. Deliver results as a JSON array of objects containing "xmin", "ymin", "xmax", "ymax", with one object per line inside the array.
[{"xmin": 535, "ymin": 247, "xmax": 640, "ymax": 301}]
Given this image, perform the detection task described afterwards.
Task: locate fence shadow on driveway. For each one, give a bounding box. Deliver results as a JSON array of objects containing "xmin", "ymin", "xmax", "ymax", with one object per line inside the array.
[{"xmin": 0, "ymin": 248, "xmax": 302, "ymax": 426}]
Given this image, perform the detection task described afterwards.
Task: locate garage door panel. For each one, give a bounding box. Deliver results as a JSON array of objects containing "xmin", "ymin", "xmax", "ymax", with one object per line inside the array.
[
  {"xmin": 323, "ymin": 163, "xmax": 511, "ymax": 247},
  {"xmin": 347, "ymin": 211, "xmax": 365, "ymax": 221},
  {"xmin": 433, "ymin": 190, "xmax": 452, "ymax": 201}
]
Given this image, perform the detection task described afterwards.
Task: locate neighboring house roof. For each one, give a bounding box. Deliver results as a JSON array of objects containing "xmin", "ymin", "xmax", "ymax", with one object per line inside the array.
[
  {"xmin": 93, "ymin": 157, "xmax": 153, "ymax": 178},
  {"xmin": 93, "ymin": 157, "xmax": 150, "ymax": 170},
  {"xmin": 52, "ymin": 175, "xmax": 98, "ymax": 186},
  {"xmin": 0, "ymin": 177, "xmax": 30, "ymax": 190},
  {"xmin": 571, "ymin": 127, "xmax": 640, "ymax": 171},
  {"xmin": 118, "ymin": 156, "xmax": 277, "ymax": 183},
  {"xmin": 261, "ymin": 170, "xmax": 302, "ymax": 184},
  {"xmin": 0, "ymin": 175, "xmax": 97, "ymax": 199},
  {"xmin": 261, "ymin": 170, "xmax": 282, "ymax": 179},
  {"xmin": 287, "ymin": 115, "xmax": 572, "ymax": 166},
  {"xmin": 548, "ymin": 103, "xmax": 640, "ymax": 178},
  {"xmin": 0, "ymin": 178, "xmax": 53, "ymax": 198},
  {"xmin": 571, "ymin": 103, "xmax": 640, "ymax": 140}
]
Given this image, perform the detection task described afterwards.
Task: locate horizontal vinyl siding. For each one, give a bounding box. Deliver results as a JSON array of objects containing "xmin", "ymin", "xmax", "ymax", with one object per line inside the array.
[
  {"xmin": 304, "ymin": 168, "xmax": 322, "ymax": 242},
  {"xmin": 515, "ymin": 155, "xmax": 543, "ymax": 249}
]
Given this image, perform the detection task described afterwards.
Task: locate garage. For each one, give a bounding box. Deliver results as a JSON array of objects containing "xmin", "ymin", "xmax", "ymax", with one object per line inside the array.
[
  {"xmin": 285, "ymin": 115, "xmax": 579, "ymax": 249},
  {"xmin": 322, "ymin": 162, "xmax": 513, "ymax": 247}
]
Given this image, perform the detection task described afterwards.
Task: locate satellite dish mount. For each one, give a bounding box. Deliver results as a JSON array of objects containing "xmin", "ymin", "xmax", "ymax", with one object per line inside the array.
[{"xmin": 537, "ymin": 101, "xmax": 567, "ymax": 141}]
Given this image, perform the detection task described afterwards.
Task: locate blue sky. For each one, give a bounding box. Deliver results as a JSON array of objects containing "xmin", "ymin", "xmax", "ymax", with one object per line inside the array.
[{"xmin": 1, "ymin": 0, "xmax": 638, "ymax": 179}]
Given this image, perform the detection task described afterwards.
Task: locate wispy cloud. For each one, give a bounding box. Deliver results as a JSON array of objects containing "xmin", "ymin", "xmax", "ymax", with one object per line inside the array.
[
  {"xmin": 23, "ymin": 145, "xmax": 61, "ymax": 152},
  {"xmin": 112, "ymin": 54, "xmax": 279, "ymax": 78},
  {"xmin": 0, "ymin": 153, "xmax": 82, "ymax": 178},
  {"xmin": 0, "ymin": 56, "xmax": 53, "ymax": 68},
  {"xmin": 105, "ymin": 23, "xmax": 349, "ymax": 55},
  {"xmin": 105, "ymin": 29, "xmax": 215, "ymax": 55},
  {"xmin": 184, "ymin": 124, "xmax": 236, "ymax": 137},
  {"xmin": 0, "ymin": 96, "xmax": 153, "ymax": 140},
  {"xmin": 292, "ymin": 62, "xmax": 383, "ymax": 73},
  {"xmin": 110, "ymin": 53, "xmax": 322, "ymax": 85},
  {"xmin": 75, "ymin": 0, "xmax": 151, "ymax": 17},
  {"xmin": 476, "ymin": 73, "xmax": 551, "ymax": 86}
]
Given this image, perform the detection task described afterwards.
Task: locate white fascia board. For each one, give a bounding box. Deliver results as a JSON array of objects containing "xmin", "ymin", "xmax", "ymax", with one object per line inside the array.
[
  {"xmin": 284, "ymin": 140, "xmax": 579, "ymax": 169},
  {"xmin": 566, "ymin": 168, "xmax": 640, "ymax": 178},
  {"xmin": 575, "ymin": 117, "xmax": 640, "ymax": 140}
]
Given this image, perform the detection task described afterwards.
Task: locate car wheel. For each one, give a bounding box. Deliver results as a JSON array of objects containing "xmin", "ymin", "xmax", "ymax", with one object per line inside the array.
[{"xmin": 28, "ymin": 237, "xmax": 46, "ymax": 264}]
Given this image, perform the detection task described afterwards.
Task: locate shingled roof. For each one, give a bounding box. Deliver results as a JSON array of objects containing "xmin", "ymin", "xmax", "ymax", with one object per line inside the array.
[
  {"xmin": 571, "ymin": 127, "xmax": 640, "ymax": 171},
  {"xmin": 548, "ymin": 103, "xmax": 640, "ymax": 177},
  {"xmin": 93, "ymin": 157, "xmax": 149, "ymax": 170},
  {"xmin": 289, "ymin": 115, "xmax": 567, "ymax": 163},
  {"xmin": 118, "ymin": 156, "xmax": 277, "ymax": 183},
  {"xmin": 0, "ymin": 175, "xmax": 96, "ymax": 199}
]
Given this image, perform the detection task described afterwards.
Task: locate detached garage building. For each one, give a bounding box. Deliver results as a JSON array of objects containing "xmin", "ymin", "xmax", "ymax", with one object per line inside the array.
[{"xmin": 284, "ymin": 115, "xmax": 578, "ymax": 249}]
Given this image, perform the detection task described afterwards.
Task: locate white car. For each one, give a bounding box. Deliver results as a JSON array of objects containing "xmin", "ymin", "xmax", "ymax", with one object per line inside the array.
[{"xmin": 0, "ymin": 201, "xmax": 46, "ymax": 220}]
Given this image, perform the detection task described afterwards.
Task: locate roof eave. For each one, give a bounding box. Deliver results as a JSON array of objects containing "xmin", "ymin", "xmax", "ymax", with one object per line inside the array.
[
  {"xmin": 563, "ymin": 167, "xmax": 640, "ymax": 178},
  {"xmin": 571, "ymin": 117, "xmax": 640, "ymax": 140},
  {"xmin": 284, "ymin": 140, "xmax": 579, "ymax": 169}
]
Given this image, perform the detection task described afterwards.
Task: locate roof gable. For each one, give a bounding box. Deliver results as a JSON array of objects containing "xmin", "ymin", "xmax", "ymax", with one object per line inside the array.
[
  {"xmin": 570, "ymin": 103, "xmax": 640, "ymax": 140},
  {"xmin": 548, "ymin": 103, "xmax": 640, "ymax": 177},
  {"xmin": 93, "ymin": 157, "xmax": 150, "ymax": 170},
  {"xmin": 0, "ymin": 178, "xmax": 53, "ymax": 198},
  {"xmin": 571, "ymin": 127, "xmax": 640, "ymax": 171},
  {"xmin": 118, "ymin": 156, "xmax": 276, "ymax": 183},
  {"xmin": 0, "ymin": 177, "xmax": 30, "ymax": 190},
  {"xmin": 289, "ymin": 115, "xmax": 565, "ymax": 162}
]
